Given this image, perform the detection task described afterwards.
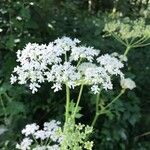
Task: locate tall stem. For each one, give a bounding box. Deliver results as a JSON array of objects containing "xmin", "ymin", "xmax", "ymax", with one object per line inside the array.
[
  {"xmin": 65, "ymin": 85, "xmax": 70, "ymax": 122},
  {"xmin": 72, "ymin": 84, "xmax": 84, "ymax": 118},
  {"xmin": 96, "ymin": 92, "xmax": 100, "ymax": 112}
]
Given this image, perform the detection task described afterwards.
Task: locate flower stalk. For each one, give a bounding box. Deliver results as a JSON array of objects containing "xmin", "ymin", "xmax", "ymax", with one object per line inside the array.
[
  {"xmin": 72, "ymin": 84, "xmax": 84, "ymax": 119},
  {"xmin": 65, "ymin": 84, "xmax": 70, "ymax": 122},
  {"xmin": 91, "ymin": 89, "xmax": 125, "ymax": 127}
]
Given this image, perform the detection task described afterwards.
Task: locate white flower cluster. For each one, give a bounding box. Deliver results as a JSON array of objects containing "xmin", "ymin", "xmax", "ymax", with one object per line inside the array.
[
  {"xmin": 11, "ymin": 37, "xmax": 127, "ymax": 94},
  {"xmin": 16, "ymin": 120, "xmax": 62, "ymax": 150},
  {"xmin": 78, "ymin": 54, "xmax": 124, "ymax": 93},
  {"xmin": 11, "ymin": 37, "xmax": 99, "ymax": 93}
]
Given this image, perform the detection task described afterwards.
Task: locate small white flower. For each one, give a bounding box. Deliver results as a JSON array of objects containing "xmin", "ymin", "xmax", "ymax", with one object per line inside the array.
[
  {"xmin": 16, "ymin": 16, "xmax": 22, "ymax": 21},
  {"xmin": 120, "ymin": 78, "xmax": 136, "ymax": 90},
  {"xmin": 51, "ymin": 83, "xmax": 62, "ymax": 92},
  {"xmin": 16, "ymin": 138, "xmax": 32, "ymax": 150},
  {"xmin": 10, "ymin": 75, "xmax": 17, "ymax": 84},
  {"xmin": 14, "ymin": 39, "xmax": 20, "ymax": 43},
  {"xmin": 91, "ymin": 85, "xmax": 100, "ymax": 94},
  {"xmin": 30, "ymin": 2, "xmax": 34, "ymax": 5},
  {"xmin": 48, "ymin": 23, "xmax": 53, "ymax": 29},
  {"xmin": 44, "ymin": 120, "xmax": 62, "ymax": 142},
  {"xmin": 29, "ymin": 83, "xmax": 41, "ymax": 94},
  {"xmin": 119, "ymin": 55, "xmax": 128, "ymax": 62},
  {"xmin": 34, "ymin": 130, "xmax": 46, "ymax": 140},
  {"xmin": 0, "ymin": 28, "xmax": 3, "ymax": 32},
  {"xmin": 73, "ymin": 29, "xmax": 77, "ymax": 32},
  {"xmin": 22, "ymin": 123, "xmax": 39, "ymax": 136}
]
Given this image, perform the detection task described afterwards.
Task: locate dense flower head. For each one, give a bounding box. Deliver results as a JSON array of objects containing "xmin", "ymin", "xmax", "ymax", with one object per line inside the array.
[
  {"xmin": 11, "ymin": 36, "xmax": 125, "ymax": 94},
  {"xmin": 16, "ymin": 120, "xmax": 62, "ymax": 150},
  {"xmin": 104, "ymin": 17, "xmax": 150, "ymax": 40}
]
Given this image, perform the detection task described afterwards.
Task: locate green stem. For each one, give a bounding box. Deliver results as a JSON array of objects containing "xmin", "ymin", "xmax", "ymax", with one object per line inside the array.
[
  {"xmin": 72, "ymin": 84, "xmax": 84, "ymax": 118},
  {"xmin": 112, "ymin": 33, "xmax": 127, "ymax": 46},
  {"xmin": 32, "ymin": 134, "xmax": 38, "ymax": 144},
  {"xmin": 65, "ymin": 84, "xmax": 70, "ymax": 122},
  {"xmin": 129, "ymin": 37, "xmax": 135, "ymax": 45},
  {"xmin": 0, "ymin": 95, "xmax": 7, "ymax": 123},
  {"xmin": 96, "ymin": 92, "xmax": 100, "ymax": 112},
  {"xmin": 91, "ymin": 89, "xmax": 125, "ymax": 127},
  {"xmin": 65, "ymin": 52, "xmax": 67, "ymax": 62},
  {"xmin": 4, "ymin": 92, "xmax": 12, "ymax": 102},
  {"xmin": 91, "ymin": 113, "xmax": 99, "ymax": 127},
  {"xmin": 76, "ymin": 58, "xmax": 82, "ymax": 67},
  {"xmin": 91, "ymin": 92, "xmax": 100, "ymax": 127},
  {"xmin": 133, "ymin": 42, "xmax": 150, "ymax": 48},
  {"xmin": 104, "ymin": 89, "xmax": 125, "ymax": 110},
  {"xmin": 132, "ymin": 36, "xmax": 147, "ymax": 46},
  {"xmin": 123, "ymin": 46, "xmax": 131, "ymax": 57}
]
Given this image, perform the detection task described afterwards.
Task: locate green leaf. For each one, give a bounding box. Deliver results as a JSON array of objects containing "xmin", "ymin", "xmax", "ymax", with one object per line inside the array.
[
  {"xmin": 20, "ymin": 8, "xmax": 31, "ymax": 20},
  {"xmin": 0, "ymin": 83, "xmax": 11, "ymax": 95},
  {"xmin": 6, "ymin": 35, "xmax": 15, "ymax": 50},
  {"xmin": 6, "ymin": 101, "xmax": 25, "ymax": 115},
  {"xmin": 69, "ymin": 101, "xmax": 82, "ymax": 118}
]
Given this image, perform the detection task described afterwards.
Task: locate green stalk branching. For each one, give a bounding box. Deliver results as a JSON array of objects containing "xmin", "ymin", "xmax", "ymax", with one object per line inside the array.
[{"xmin": 91, "ymin": 89, "xmax": 125, "ymax": 127}]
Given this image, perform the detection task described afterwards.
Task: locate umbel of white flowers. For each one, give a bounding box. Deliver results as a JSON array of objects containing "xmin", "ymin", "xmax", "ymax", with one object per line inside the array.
[
  {"xmin": 11, "ymin": 37, "xmax": 133, "ymax": 94},
  {"xmin": 16, "ymin": 120, "xmax": 62, "ymax": 150}
]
